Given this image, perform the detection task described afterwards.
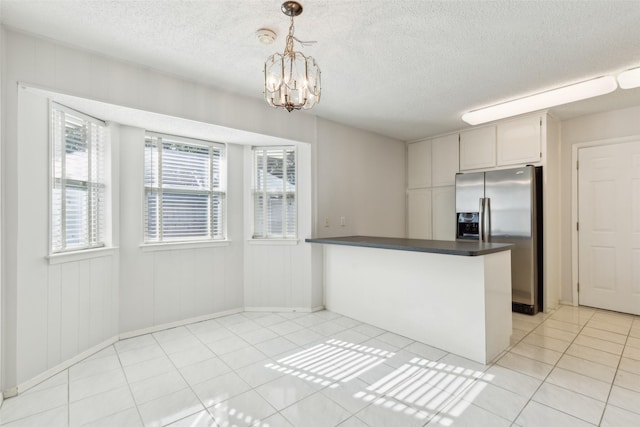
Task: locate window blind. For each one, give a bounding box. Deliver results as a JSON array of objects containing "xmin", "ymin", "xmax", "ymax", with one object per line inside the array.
[
  {"xmin": 51, "ymin": 104, "xmax": 107, "ymax": 253},
  {"xmin": 144, "ymin": 134, "xmax": 226, "ymax": 242},
  {"xmin": 252, "ymin": 146, "xmax": 297, "ymax": 239}
]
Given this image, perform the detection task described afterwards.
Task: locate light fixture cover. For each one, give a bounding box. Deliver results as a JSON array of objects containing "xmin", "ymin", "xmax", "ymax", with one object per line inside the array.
[
  {"xmin": 462, "ymin": 76, "xmax": 618, "ymax": 125},
  {"xmin": 264, "ymin": 1, "xmax": 321, "ymax": 112},
  {"xmin": 618, "ymin": 67, "xmax": 640, "ymax": 89}
]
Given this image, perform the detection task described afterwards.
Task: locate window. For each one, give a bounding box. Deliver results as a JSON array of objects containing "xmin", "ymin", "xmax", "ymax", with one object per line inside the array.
[
  {"xmin": 144, "ymin": 133, "xmax": 226, "ymax": 243},
  {"xmin": 252, "ymin": 146, "xmax": 297, "ymax": 239},
  {"xmin": 50, "ymin": 103, "xmax": 108, "ymax": 253}
]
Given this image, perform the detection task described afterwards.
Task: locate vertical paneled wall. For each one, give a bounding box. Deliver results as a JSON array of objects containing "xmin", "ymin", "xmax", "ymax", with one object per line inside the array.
[
  {"xmin": 118, "ymin": 126, "xmax": 244, "ymax": 334},
  {"xmin": 1, "ymin": 28, "xmax": 315, "ymax": 390},
  {"xmin": 14, "ymin": 89, "xmax": 120, "ymax": 386},
  {"xmin": 0, "ymin": 25, "xmax": 4, "ymax": 400},
  {"xmin": 46, "ymin": 257, "xmax": 118, "ymax": 367},
  {"xmin": 243, "ymin": 144, "xmax": 321, "ymax": 311},
  {"xmin": 1, "ymin": 28, "xmax": 407, "ymax": 391}
]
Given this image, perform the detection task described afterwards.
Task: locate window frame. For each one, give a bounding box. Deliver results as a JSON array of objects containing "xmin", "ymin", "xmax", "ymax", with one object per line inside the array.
[
  {"xmin": 142, "ymin": 132, "xmax": 227, "ymax": 244},
  {"xmin": 49, "ymin": 102, "xmax": 108, "ymax": 255},
  {"xmin": 251, "ymin": 145, "xmax": 298, "ymax": 240}
]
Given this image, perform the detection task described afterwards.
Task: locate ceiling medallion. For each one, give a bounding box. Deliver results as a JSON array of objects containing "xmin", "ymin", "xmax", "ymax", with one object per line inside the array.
[{"xmin": 263, "ymin": 1, "xmax": 321, "ymax": 112}]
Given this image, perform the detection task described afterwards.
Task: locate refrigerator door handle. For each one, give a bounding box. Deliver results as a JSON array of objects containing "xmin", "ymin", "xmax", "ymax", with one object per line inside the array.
[
  {"xmin": 484, "ymin": 198, "xmax": 491, "ymax": 242},
  {"xmin": 479, "ymin": 198, "xmax": 485, "ymax": 242}
]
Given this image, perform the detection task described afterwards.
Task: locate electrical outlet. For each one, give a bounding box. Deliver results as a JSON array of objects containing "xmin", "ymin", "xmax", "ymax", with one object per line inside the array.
[
  {"xmin": 324, "ymin": 217, "xmax": 330, "ymax": 227},
  {"xmin": 340, "ymin": 216, "xmax": 346, "ymax": 226}
]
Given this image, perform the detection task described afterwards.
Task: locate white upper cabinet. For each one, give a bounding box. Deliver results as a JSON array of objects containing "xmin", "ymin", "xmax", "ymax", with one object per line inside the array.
[
  {"xmin": 459, "ymin": 126, "xmax": 496, "ymax": 171},
  {"xmin": 407, "ymin": 139, "xmax": 431, "ymax": 189},
  {"xmin": 431, "ymin": 134, "xmax": 459, "ymax": 187},
  {"xmin": 497, "ymin": 115, "xmax": 542, "ymax": 166}
]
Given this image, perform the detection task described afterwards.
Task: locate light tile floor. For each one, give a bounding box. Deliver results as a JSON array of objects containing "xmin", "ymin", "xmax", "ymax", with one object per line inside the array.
[{"xmin": 1, "ymin": 305, "xmax": 639, "ymax": 426}]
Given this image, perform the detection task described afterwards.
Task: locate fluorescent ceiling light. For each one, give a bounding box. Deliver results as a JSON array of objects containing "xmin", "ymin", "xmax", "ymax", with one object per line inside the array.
[
  {"xmin": 462, "ymin": 76, "xmax": 618, "ymax": 125},
  {"xmin": 617, "ymin": 67, "xmax": 640, "ymax": 89}
]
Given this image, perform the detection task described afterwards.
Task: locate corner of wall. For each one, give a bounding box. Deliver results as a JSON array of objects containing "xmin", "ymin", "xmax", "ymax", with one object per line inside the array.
[{"xmin": 0, "ymin": 23, "xmax": 5, "ymax": 394}]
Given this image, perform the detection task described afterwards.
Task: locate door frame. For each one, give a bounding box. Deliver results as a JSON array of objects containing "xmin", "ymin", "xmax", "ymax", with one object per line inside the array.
[{"xmin": 571, "ymin": 135, "xmax": 640, "ymax": 307}]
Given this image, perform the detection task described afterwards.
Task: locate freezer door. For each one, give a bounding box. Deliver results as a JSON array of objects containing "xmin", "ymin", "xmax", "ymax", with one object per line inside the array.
[
  {"xmin": 455, "ymin": 172, "xmax": 485, "ymax": 213},
  {"xmin": 485, "ymin": 166, "xmax": 537, "ymax": 308}
]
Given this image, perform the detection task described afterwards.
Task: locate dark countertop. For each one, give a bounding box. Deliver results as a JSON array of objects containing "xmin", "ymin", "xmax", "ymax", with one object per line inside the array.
[{"xmin": 305, "ymin": 235, "xmax": 512, "ymax": 256}]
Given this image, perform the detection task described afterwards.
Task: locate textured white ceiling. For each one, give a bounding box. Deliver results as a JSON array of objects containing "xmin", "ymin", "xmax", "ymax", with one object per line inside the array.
[{"xmin": 3, "ymin": 0, "xmax": 640, "ymax": 141}]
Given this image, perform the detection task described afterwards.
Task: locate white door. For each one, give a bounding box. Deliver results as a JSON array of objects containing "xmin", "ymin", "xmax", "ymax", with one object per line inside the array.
[{"xmin": 578, "ymin": 140, "xmax": 640, "ymax": 315}]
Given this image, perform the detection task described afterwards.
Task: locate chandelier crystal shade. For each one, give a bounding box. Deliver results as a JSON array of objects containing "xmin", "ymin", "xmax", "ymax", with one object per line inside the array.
[{"xmin": 264, "ymin": 1, "xmax": 321, "ymax": 112}]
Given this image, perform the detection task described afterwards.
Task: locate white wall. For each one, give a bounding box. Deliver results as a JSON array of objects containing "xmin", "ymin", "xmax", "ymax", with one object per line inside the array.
[
  {"xmin": 118, "ymin": 127, "xmax": 245, "ymax": 334},
  {"xmin": 10, "ymin": 89, "xmax": 120, "ymax": 388},
  {"xmin": 543, "ymin": 115, "xmax": 561, "ymax": 311},
  {"xmin": 1, "ymin": 28, "xmax": 407, "ymax": 390},
  {"xmin": 243, "ymin": 144, "xmax": 322, "ymax": 311},
  {"xmin": 242, "ymin": 119, "xmax": 406, "ymax": 311},
  {"xmin": 316, "ymin": 119, "xmax": 406, "ymax": 238},
  {"xmin": 560, "ymin": 105, "xmax": 640, "ymax": 303},
  {"xmin": 0, "ymin": 24, "xmax": 4, "ymax": 401}
]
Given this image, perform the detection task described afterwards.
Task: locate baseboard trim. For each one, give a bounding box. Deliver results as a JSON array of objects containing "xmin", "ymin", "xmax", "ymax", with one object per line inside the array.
[
  {"xmin": 7, "ymin": 304, "xmax": 325, "ymax": 398},
  {"xmin": 244, "ymin": 305, "xmax": 325, "ymax": 313},
  {"xmin": 558, "ymin": 300, "xmax": 578, "ymax": 307},
  {"xmin": 119, "ymin": 307, "xmax": 244, "ymax": 340},
  {"xmin": 14, "ymin": 335, "xmax": 118, "ymax": 395}
]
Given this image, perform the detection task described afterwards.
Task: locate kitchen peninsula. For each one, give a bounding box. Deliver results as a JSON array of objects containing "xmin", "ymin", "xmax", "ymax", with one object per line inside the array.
[{"xmin": 306, "ymin": 236, "xmax": 513, "ymax": 364}]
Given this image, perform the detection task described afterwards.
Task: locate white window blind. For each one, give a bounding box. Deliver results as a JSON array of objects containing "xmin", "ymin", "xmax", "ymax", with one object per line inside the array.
[
  {"xmin": 253, "ymin": 146, "xmax": 297, "ymax": 239},
  {"xmin": 51, "ymin": 104, "xmax": 107, "ymax": 253},
  {"xmin": 144, "ymin": 134, "xmax": 226, "ymax": 243}
]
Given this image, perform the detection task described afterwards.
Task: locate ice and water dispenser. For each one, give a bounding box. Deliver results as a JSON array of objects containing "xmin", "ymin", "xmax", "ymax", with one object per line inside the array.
[{"xmin": 456, "ymin": 212, "xmax": 480, "ymax": 240}]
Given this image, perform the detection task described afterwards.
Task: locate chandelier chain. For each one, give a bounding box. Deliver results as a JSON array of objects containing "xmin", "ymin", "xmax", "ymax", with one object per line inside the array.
[{"xmin": 285, "ymin": 16, "xmax": 295, "ymax": 54}]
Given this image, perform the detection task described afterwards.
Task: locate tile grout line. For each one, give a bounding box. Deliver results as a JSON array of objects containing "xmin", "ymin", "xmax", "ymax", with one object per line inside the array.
[
  {"xmin": 4, "ymin": 307, "xmax": 637, "ymax": 427},
  {"xmin": 512, "ymin": 309, "xmax": 600, "ymax": 425},
  {"xmin": 220, "ymin": 312, "xmax": 380, "ymax": 426},
  {"xmin": 506, "ymin": 308, "xmax": 638, "ymax": 426},
  {"xmin": 595, "ymin": 320, "xmax": 634, "ymax": 426},
  {"xmin": 260, "ymin": 314, "xmax": 375, "ymax": 426},
  {"xmin": 67, "ymin": 368, "xmax": 70, "ymax": 427},
  {"xmin": 426, "ymin": 311, "xmax": 557, "ymax": 427},
  {"xmin": 148, "ymin": 324, "xmax": 234, "ymax": 426},
  {"xmin": 113, "ymin": 343, "xmax": 146, "ymax": 427}
]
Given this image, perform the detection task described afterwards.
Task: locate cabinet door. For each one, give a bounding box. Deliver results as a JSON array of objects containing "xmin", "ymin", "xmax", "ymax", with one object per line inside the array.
[
  {"xmin": 407, "ymin": 189, "xmax": 432, "ymax": 239},
  {"xmin": 407, "ymin": 139, "xmax": 431, "ymax": 189},
  {"xmin": 432, "ymin": 186, "xmax": 455, "ymax": 241},
  {"xmin": 431, "ymin": 134, "xmax": 459, "ymax": 187},
  {"xmin": 497, "ymin": 115, "xmax": 542, "ymax": 166},
  {"xmin": 459, "ymin": 126, "xmax": 496, "ymax": 171}
]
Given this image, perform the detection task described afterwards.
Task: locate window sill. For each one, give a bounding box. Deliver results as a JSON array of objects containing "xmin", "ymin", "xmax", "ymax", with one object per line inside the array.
[
  {"xmin": 140, "ymin": 240, "xmax": 231, "ymax": 252},
  {"xmin": 47, "ymin": 247, "xmax": 117, "ymax": 265},
  {"xmin": 248, "ymin": 239, "xmax": 299, "ymax": 246}
]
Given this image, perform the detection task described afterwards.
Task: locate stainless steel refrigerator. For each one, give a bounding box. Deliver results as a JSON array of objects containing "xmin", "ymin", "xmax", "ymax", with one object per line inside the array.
[{"xmin": 455, "ymin": 165, "xmax": 543, "ymax": 315}]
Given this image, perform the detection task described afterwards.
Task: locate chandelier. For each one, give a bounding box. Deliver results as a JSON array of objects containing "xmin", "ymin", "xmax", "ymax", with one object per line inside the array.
[{"xmin": 264, "ymin": 1, "xmax": 321, "ymax": 112}]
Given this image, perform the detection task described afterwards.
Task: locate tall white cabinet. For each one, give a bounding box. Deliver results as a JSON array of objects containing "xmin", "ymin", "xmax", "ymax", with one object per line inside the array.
[
  {"xmin": 406, "ymin": 134, "xmax": 458, "ymax": 240},
  {"xmin": 406, "ymin": 111, "xmax": 561, "ymax": 312}
]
